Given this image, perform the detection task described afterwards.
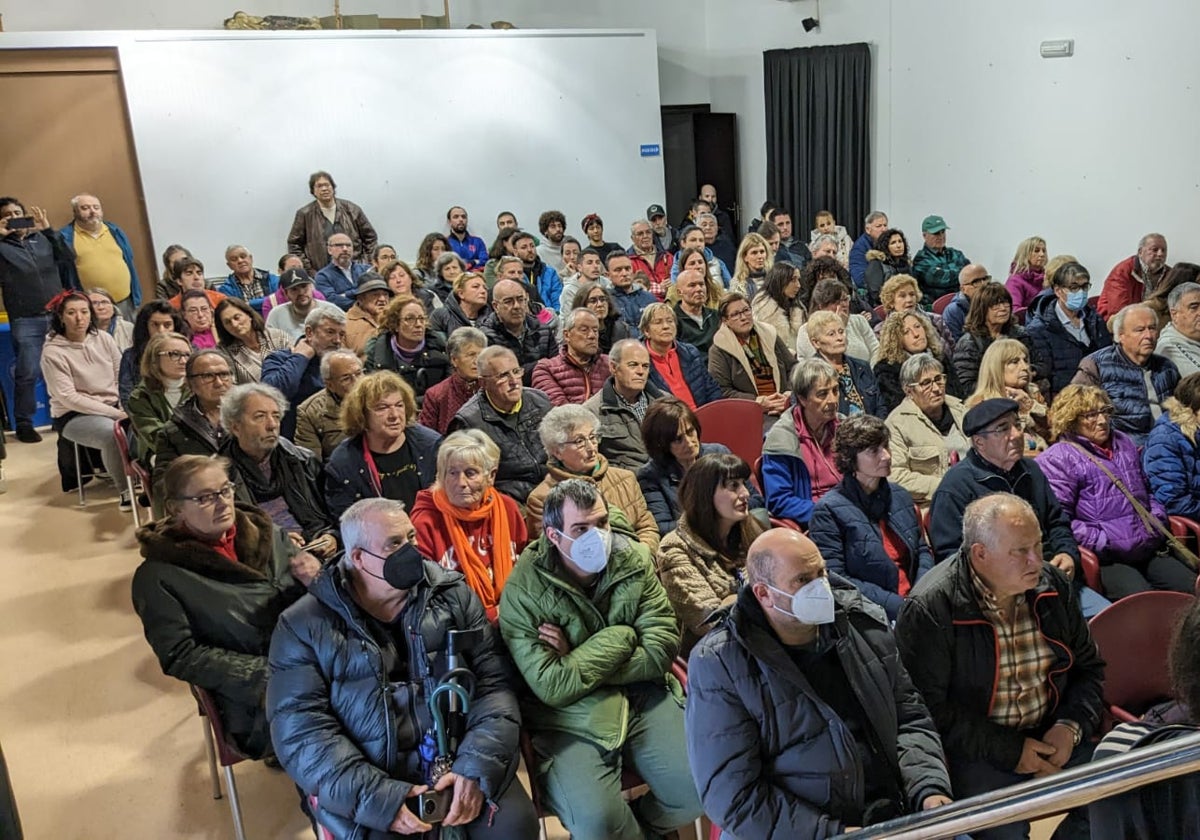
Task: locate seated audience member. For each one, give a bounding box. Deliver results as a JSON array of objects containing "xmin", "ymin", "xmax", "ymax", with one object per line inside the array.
[
  {"xmin": 482, "ymin": 230, "xmax": 520, "ymax": 289},
  {"xmin": 943, "ymin": 263, "xmax": 990, "ymax": 342},
  {"xmin": 1005, "ymin": 235, "xmax": 1048, "ymax": 309},
  {"xmin": 699, "ymin": 212, "xmax": 737, "ymax": 274},
  {"xmin": 805, "ymin": 310, "xmax": 881, "ymax": 417},
  {"xmin": 874, "ymin": 310, "xmax": 959, "ymax": 415},
  {"xmin": 761, "ymin": 359, "xmax": 843, "ymax": 527},
  {"xmin": 874, "ymin": 272, "xmax": 957, "ymax": 350},
  {"xmin": 363, "ymin": 294, "xmax": 450, "ymax": 401},
  {"xmin": 218, "ymin": 244, "xmax": 278, "ymax": 311},
  {"xmin": 811, "ymin": 415, "xmax": 933, "ymax": 621},
  {"xmin": 640, "ymin": 301, "xmax": 721, "ymax": 409},
  {"xmin": 409, "ymin": 429, "xmax": 528, "ymax": 620},
  {"xmin": 40, "ymin": 290, "xmax": 128, "ymax": 504},
  {"xmin": 796, "ymin": 256, "xmax": 854, "ymax": 313},
  {"xmin": 583, "ymin": 339, "xmax": 665, "ymax": 471},
  {"xmin": 120, "ymin": 301, "xmax": 185, "ymax": 407},
  {"xmin": 810, "ymin": 209, "xmax": 854, "ymax": 265},
  {"xmin": 1025, "ymin": 260, "xmax": 1112, "ymax": 402},
  {"xmin": 570, "ymin": 281, "xmax": 630, "ymax": 356},
  {"xmin": 768, "ymin": 207, "xmax": 812, "ymax": 269},
  {"xmin": 220, "ymin": 383, "xmax": 339, "ymax": 559},
  {"xmin": 262, "ymin": 306, "xmax": 347, "ymax": 439},
  {"xmin": 1145, "ymin": 261, "xmax": 1200, "ymax": 332},
  {"xmin": 341, "ymin": 271, "xmax": 392, "ymax": 356},
  {"xmin": 87, "ymin": 288, "xmax": 134, "ymax": 352},
  {"xmin": 167, "ymin": 257, "xmax": 226, "ymax": 312},
  {"xmin": 798, "ymin": 276, "xmax": 880, "ymax": 363},
  {"xmin": 969, "ymin": 338, "xmax": 1050, "ymax": 453},
  {"xmin": 848, "ymin": 210, "xmax": 890, "ymax": 288},
  {"xmin": 480, "ymin": 279, "xmax": 558, "ymax": 382},
  {"xmin": 579, "ymin": 212, "xmax": 625, "ymax": 263},
  {"xmin": 1145, "ymin": 372, "xmax": 1200, "ymax": 520},
  {"xmin": 134, "ymin": 455, "xmax": 318, "ymax": 761},
  {"xmin": 538, "ymin": 210, "xmax": 568, "ymax": 274},
  {"xmin": 672, "ymin": 268, "xmax": 721, "ymax": 354},
  {"xmin": 671, "ymin": 224, "xmax": 728, "ymax": 286},
  {"xmin": 380, "ymin": 257, "xmax": 441, "ymax": 315},
  {"xmin": 1041, "ymin": 384, "xmax": 1196, "ymax": 599},
  {"xmin": 657, "ymin": 453, "xmax": 767, "ymax": 653},
  {"xmin": 669, "ymin": 245, "xmax": 725, "ymax": 309},
  {"xmin": 688, "ymin": 527, "xmax": 954, "ymax": 838},
  {"xmin": 429, "ymin": 271, "xmax": 490, "ymax": 336},
  {"xmin": 885, "ymin": 354, "xmax": 970, "ymax": 508},
  {"xmin": 532, "ymin": 308, "xmax": 610, "ymax": 406},
  {"xmin": 559, "ymin": 246, "xmax": 605, "ymax": 314},
  {"xmin": 810, "ymin": 234, "xmax": 842, "ymax": 265},
  {"xmin": 214, "ymin": 297, "xmax": 291, "ymax": 383},
  {"xmin": 605, "ymin": 251, "xmax": 656, "ymax": 335},
  {"xmin": 417, "ymin": 327, "xmax": 486, "ymax": 435},
  {"xmin": 294, "ymin": 349, "xmax": 362, "ymax": 460},
  {"xmin": 728, "ymin": 232, "xmax": 772, "ymax": 301},
  {"xmin": 449, "ymin": 347, "xmax": 552, "ymax": 503},
  {"xmin": 751, "ymin": 262, "xmax": 805, "ymax": 351},
  {"xmin": 180, "ymin": 289, "xmax": 219, "ymax": 350},
  {"xmin": 313, "ymin": 232, "xmax": 369, "ymax": 311},
  {"xmin": 911, "ymin": 215, "xmax": 970, "ymax": 306},
  {"xmin": 1071, "ymin": 303, "xmax": 1179, "ymax": 446},
  {"xmin": 1154, "ymin": 280, "xmax": 1200, "ymax": 377},
  {"xmin": 412, "ymin": 232, "xmax": 452, "ymax": 291},
  {"xmin": 525, "ymin": 405, "xmax": 660, "ymax": 551},
  {"xmin": 863, "ymin": 226, "xmax": 912, "ymax": 306},
  {"xmin": 264, "ymin": 267, "xmax": 342, "ymax": 341},
  {"xmin": 370, "ymin": 243, "xmax": 397, "ymax": 274},
  {"xmin": 928, "ymin": 397, "xmax": 1109, "ymax": 617},
  {"xmin": 260, "ymin": 254, "xmax": 316, "ymax": 318},
  {"xmin": 556, "ymin": 236, "xmax": 583, "ymax": 293},
  {"xmin": 267, "ymin": 498, "xmax": 537, "ymax": 839},
  {"xmin": 127, "ymin": 332, "xmax": 191, "ymax": 460},
  {"xmin": 954, "ymin": 281, "xmax": 1037, "ymax": 394},
  {"xmin": 499, "ymin": 480, "xmax": 703, "ymax": 840},
  {"xmin": 324, "ymin": 371, "xmax": 441, "ymax": 518},
  {"xmin": 156, "ymin": 243, "xmax": 190, "ymax": 300},
  {"xmin": 896, "ymin": 493, "xmax": 1103, "ymax": 840},
  {"xmin": 1097, "ymin": 232, "xmax": 1170, "ymax": 320},
  {"xmin": 708, "ymin": 292, "xmax": 794, "ymax": 417},
  {"xmin": 426, "ymin": 251, "xmax": 468, "ymax": 305},
  {"xmin": 627, "ymin": 217, "xmax": 673, "ymax": 300}
]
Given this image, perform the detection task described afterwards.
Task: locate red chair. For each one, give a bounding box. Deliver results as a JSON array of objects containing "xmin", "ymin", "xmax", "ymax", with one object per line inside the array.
[
  {"xmin": 695, "ymin": 399, "xmax": 766, "ymax": 469},
  {"xmin": 915, "ymin": 504, "xmax": 929, "ymax": 543},
  {"xmin": 873, "ymin": 304, "xmax": 886, "ymax": 321},
  {"xmin": 931, "ymin": 293, "xmax": 956, "ymax": 315},
  {"xmin": 112, "ymin": 419, "xmax": 151, "ymax": 527},
  {"xmin": 1088, "ymin": 591, "xmax": 1195, "ymax": 726},
  {"xmin": 922, "ymin": 507, "xmax": 933, "ymax": 548},
  {"xmin": 1169, "ymin": 515, "xmax": 1200, "ymax": 550},
  {"xmin": 190, "ymin": 685, "xmax": 249, "ymax": 840},
  {"xmin": 1078, "ymin": 546, "xmax": 1103, "ymax": 594},
  {"xmin": 671, "ymin": 657, "xmax": 689, "ymax": 693}
]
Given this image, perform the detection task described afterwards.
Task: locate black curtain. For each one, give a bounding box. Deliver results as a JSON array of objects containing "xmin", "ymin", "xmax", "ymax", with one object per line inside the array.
[{"xmin": 764, "ymin": 43, "xmax": 871, "ymax": 241}]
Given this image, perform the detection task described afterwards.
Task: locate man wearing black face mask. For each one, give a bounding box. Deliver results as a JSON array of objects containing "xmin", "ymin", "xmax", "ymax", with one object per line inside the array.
[
  {"xmin": 266, "ymin": 498, "xmax": 537, "ymax": 839},
  {"xmin": 685, "ymin": 527, "xmax": 954, "ymax": 838}
]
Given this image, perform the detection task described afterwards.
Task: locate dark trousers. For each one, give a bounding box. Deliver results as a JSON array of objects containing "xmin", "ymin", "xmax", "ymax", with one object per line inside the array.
[
  {"xmin": 10, "ymin": 314, "xmax": 49, "ymax": 428},
  {"xmin": 1100, "ymin": 554, "xmax": 1197, "ymax": 601}
]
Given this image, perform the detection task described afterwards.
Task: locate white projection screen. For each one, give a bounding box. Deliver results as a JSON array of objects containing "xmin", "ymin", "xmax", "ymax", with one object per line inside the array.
[{"xmin": 117, "ymin": 29, "xmax": 665, "ymax": 268}]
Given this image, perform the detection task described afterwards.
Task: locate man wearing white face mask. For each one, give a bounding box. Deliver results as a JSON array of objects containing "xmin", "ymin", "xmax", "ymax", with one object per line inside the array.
[
  {"xmin": 685, "ymin": 527, "xmax": 954, "ymax": 838},
  {"xmin": 499, "ymin": 479, "xmax": 703, "ymax": 840}
]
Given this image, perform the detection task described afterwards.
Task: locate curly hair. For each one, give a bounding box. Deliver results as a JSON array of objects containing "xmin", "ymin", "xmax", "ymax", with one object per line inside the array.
[
  {"xmin": 832, "ymin": 414, "xmax": 890, "ymax": 476},
  {"xmin": 879, "ymin": 273, "xmax": 920, "ymax": 311},
  {"xmin": 799, "ymin": 257, "xmax": 852, "ymax": 310},
  {"xmin": 379, "ymin": 294, "xmax": 426, "ymax": 334},
  {"xmin": 538, "ymin": 210, "xmax": 566, "ymax": 236},
  {"xmin": 872, "ymin": 227, "xmax": 910, "ymax": 267},
  {"xmin": 415, "ymin": 233, "xmax": 452, "ymax": 272},
  {"xmin": 1047, "ymin": 383, "xmax": 1112, "ymax": 441},
  {"xmin": 339, "ymin": 370, "xmax": 417, "ymax": 437},
  {"xmin": 963, "ymin": 282, "xmax": 1015, "ymax": 337},
  {"xmin": 876, "ymin": 310, "xmax": 942, "ymax": 365}
]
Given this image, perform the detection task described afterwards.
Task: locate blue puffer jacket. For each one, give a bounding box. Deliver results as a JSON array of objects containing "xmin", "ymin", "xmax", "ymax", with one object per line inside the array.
[
  {"xmin": 1025, "ymin": 290, "xmax": 1112, "ymax": 401},
  {"xmin": 523, "ymin": 260, "xmax": 563, "ymax": 312},
  {"xmin": 645, "ymin": 339, "xmax": 723, "ymax": 406},
  {"xmin": 267, "ymin": 561, "xmax": 521, "ymax": 840},
  {"xmin": 1144, "ymin": 400, "xmax": 1200, "ymax": 520},
  {"xmin": 1072, "ymin": 344, "xmax": 1179, "ymax": 443},
  {"xmin": 810, "ymin": 480, "xmax": 934, "ymax": 621}
]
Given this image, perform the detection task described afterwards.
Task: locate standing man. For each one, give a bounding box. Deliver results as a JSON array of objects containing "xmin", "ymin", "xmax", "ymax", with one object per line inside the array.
[
  {"xmin": 699, "ymin": 183, "xmax": 735, "ymax": 241},
  {"xmin": 605, "ymin": 252, "xmax": 656, "ymax": 336},
  {"xmin": 60, "ymin": 193, "xmax": 140, "ymax": 319},
  {"xmin": 849, "ymin": 211, "xmax": 889, "ymax": 290},
  {"xmin": 537, "ymin": 209, "xmax": 567, "ymax": 273},
  {"xmin": 943, "ymin": 263, "xmax": 991, "ymax": 343},
  {"xmin": 646, "ymin": 203, "xmax": 677, "ymax": 254},
  {"xmin": 1156, "ymin": 281, "xmax": 1200, "ymax": 377},
  {"xmin": 314, "ymin": 232, "xmax": 369, "ymax": 311},
  {"xmin": 912, "ymin": 215, "xmax": 970, "ymax": 306},
  {"xmin": 768, "ymin": 207, "xmax": 812, "ymax": 268},
  {"xmin": 1097, "ymin": 233, "xmax": 1170, "ymax": 321},
  {"xmin": 0, "ymin": 197, "xmax": 74, "ymax": 443},
  {"xmin": 218, "ymin": 244, "xmax": 278, "ymax": 312},
  {"xmin": 446, "ymin": 205, "xmax": 488, "ymax": 271},
  {"xmin": 627, "ymin": 217, "xmax": 673, "ymax": 301},
  {"xmin": 287, "ymin": 170, "xmax": 377, "ymax": 271}
]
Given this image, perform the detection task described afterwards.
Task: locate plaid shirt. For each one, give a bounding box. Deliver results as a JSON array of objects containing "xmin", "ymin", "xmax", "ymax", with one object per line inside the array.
[{"xmin": 971, "ymin": 568, "xmax": 1054, "ymax": 730}]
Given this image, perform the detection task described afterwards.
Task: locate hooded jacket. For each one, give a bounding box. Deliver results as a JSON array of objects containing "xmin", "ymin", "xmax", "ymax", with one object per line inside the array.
[
  {"xmin": 429, "ymin": 291, "xmax": 489, "ymax": 339},
  {"xmin": 0, "ymin": 228, "xmax": 75, "ymax": 318},
  {"xmin": 1025, "ymin": 290, "xmax": 1112, "ymax": 401},
  {"xmin": 1005, "ymin": 266, "xmax": 1045, "ymax": 310}
]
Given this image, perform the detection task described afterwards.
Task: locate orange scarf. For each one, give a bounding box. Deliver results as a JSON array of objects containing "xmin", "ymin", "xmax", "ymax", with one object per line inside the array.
[{"xmin": 431, "ymin": 486, "xmax": 514, "ymax": 614}]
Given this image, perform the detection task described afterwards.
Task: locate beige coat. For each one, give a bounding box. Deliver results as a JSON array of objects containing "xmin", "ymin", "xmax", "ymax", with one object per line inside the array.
[
  {"xmin": 525, "ymin": 455, "xmax": 660, "ymax": 553},
  {"xmin": 751, "ymin": 292, "xmax": 806, "ymax": 352},
  {"xmin": 294, "ymin": 388, "xmax": 346, "ymax": 460},
  {"xmin": 884, "ymin": 395, "xmax": 969, "ymax": 506},
  {"xmin": 656, "ymin": 521, "xmax": 740, "ymax": 653},
  {"xmin": 344, "ymin": 303, "xmax": 381, "ymax": 358},
  {"xmin": 707, "ymin": 321, "xmax": 795, "ymax": 400}
]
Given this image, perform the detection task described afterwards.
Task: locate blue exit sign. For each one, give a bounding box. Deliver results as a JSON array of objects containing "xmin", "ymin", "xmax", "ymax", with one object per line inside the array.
[{"xmin": 640, "ymin": 144, "xmax": 661, "ymax": 157}]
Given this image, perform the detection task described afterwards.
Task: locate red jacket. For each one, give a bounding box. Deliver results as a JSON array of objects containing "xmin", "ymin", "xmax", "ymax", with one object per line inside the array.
[
  {"xmin": 1097, "ymin": 255, "xmax": 1169, "ymax": 320},
  {"xmin": 628, "ymin": 247, "xmax": 674, "ymax": 301},
  {"xmin": 417, "ymin": 374, "xmax": 480, "ymax": 435},
  {"xmin": 531, "ymin": 347, "xmax": 610, "ymax": 406},
  {"xmin": 409, "ymin": 489, "xmax": 528, "ymax": 578}
]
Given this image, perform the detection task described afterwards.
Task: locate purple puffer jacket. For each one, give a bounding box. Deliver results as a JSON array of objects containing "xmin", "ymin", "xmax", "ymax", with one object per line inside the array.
[
  {"xmin": 1006, "ymin": 266, "xmax": 1046, "ymax": 309},
  {"xmin": 1037, "ymin": 431, "xmax": 1166, "ymax": 563}
]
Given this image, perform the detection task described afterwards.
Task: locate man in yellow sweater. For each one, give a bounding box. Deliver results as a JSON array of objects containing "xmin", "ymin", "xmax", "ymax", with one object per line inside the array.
[{"xmin": 60, "ymin": 194, "xmax": 141, "ymax": 318}]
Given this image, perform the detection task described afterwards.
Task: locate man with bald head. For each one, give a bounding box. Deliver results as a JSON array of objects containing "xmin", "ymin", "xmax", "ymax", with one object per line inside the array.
[
  {"xmin": 583, "ymin": 339, "xmax": 665, "ymax": 470},
  {"xmin": 479, "ymin": 278, "xmax": 558, "ymax": 384},
  {"xmin": 943, "ymin": 263, "xmax": 991, "ymax": 342},
  {"xmin": 686, "ymin": 528, "xmax": 954, "ymax": 838},
  {"xmin": 1097, "ymin": 233, "xmax": 1170, "ymax": 320},
  {"xmin": 60, "ymin": 192, "xmax": 140, "ymax": 317},
  {"xmin": 672, "ymin": 268, "xmax": 720, "ymax": 354}
]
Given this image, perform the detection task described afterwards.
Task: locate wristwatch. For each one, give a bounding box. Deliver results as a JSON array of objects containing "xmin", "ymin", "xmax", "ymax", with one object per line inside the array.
[{"xmin": 1059, "ymin": 719, "xmax": 1083, "ymax": 746}]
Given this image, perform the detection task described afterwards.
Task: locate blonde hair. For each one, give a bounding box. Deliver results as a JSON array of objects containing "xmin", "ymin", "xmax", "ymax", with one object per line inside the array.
[
  {"xmin": 805, "ymin": 309, "xmax": 842, "ymax": 340},
  {"xmin": 880, "ymin": 273, "xmax": 920, "ymax": 310},
  {"xmin": 435, "ymin": 429, "xmax": 500, "ymax": 486},
  {"xmin": 733, "ymin": 232, "xmax": 774, "ymax": 286},
  {"xmin": 968, "ymin": 338, "xmax": 1039, "ymax": 405},
  {"xmin": 1044, "ymin": 254, "xmax": 1080, "ymax": 289},
  {"xmin": 876, "ymin": 310, "xmax": 941, "ymax": 366},
  {"xmin": 139, "ymin": 332, "xmax": 192, "ymax": 390},
  {"xmin": 339, "ymin": 371, "xmax": 417, "ymax": 437},
  {"xmin": 1010, "ymin": 236, "xmax": 1047, "ymax": 275},
  {"xmin": 1048, "ymin": 384, "xmax": 1112, "ymax": 441}
]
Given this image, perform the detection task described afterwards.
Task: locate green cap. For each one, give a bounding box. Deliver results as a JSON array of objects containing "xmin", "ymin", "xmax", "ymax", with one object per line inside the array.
[{"xmin": 922, "ymin": 215, "xmax": 948, "ymax": 234}]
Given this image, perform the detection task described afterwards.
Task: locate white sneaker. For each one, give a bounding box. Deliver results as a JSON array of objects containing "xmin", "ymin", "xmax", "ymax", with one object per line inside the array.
[{"xmin": 119, "ymin": 491, "xmax": 133, "ymax": 512}]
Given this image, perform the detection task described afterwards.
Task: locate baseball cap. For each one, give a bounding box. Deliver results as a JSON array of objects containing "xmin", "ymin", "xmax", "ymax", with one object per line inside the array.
[
  {"xmin": 280, "ymin": 267, "xmax": 314, "ymax": 290},
  {"xmin": 922, "ymin": 215, "xmax": 949, "ymax": 234},
  {"xmin": 646, "ymin": 204, "xmax": 666, "ymax": 220}
]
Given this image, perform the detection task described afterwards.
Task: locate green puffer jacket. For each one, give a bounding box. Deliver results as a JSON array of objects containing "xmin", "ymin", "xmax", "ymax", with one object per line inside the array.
[{"xmin": 498, "ymin": 510, "xmax": 682, "ymax": 751}]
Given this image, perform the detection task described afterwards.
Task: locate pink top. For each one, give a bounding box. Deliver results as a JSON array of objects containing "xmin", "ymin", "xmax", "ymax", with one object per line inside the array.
[{"xmin": 40, "ymin": 331, "xmax": 123, "ymax": 419}]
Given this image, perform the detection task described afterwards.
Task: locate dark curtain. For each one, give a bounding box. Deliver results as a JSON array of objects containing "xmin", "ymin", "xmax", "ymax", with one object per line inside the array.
[{"xmin": 764, "ymin": 43, "xmax": 871, "ymax": 241}]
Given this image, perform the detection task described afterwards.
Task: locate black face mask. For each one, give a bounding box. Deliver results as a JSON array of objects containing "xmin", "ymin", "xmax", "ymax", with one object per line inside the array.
[{"xmin": 360, "ymin": 542, "xmax": 426, "ymax": 591}]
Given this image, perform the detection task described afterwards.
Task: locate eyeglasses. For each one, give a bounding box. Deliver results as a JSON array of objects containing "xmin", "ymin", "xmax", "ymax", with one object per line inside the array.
[
  {"xmin": 963, "ymin": 275, "xmax": 991, "ymax": 287},
  {"xmin": 188, "ymin": 370, "xmax": 234, "ymax": 383},
  {"xmin": 1079, "ymin": 406, "xmax": 1115, "ymax": 421},
  {"xmin": 977, "ymin": 421, "xmax": 1018, "ymax": 437},
  {"xmin": 176, "ymin": 482, "xmax": 235, "ymax": 508},
  {"xmin": 184, "ymin": 307, "xmax": 211, "ymax": 316},
  {"xmin": 401, "ymin": 315, "xmax": 428, "ymax": 325},
  {"xmin": 1062, "ymin": 282, "xmax": 1091, "ymax": 293},
  {"xmin": 725, "ymin": 308, "xmax": 753, "ymax": 320},
  {"xmin": 484, "ymin": 367, "xmax": 524, "ymax": 383},
  {"xmin": 912, "ymin": 374, "xmax": 947, "ymax": 390},
  {"xmin": 565, "ymin": 433, "xmax": 600, "ymax": 450},
  {"xmin": 157, "ymin": 350, "xmax": 190, "ymax": 361},
  {"xmin": 585, "ymin": 296, "xmax": 608, "ymax": 305}
]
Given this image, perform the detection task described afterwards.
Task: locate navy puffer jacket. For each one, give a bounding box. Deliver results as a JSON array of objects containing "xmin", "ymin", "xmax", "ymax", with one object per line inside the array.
[
  {"xmin": 645, "ymin": 339, "xmax": 723, "ymax": 406},
  {"xmin": 1072, "ymin": 344, "xmax": 1179, "ymax": 442},
  {"xmin": 1024, "ymin": 290, "xmax": 1112, "ymax": 401},
  {"xmin": 266, "ymin": 561, "xmax": 521, "ymax": 840}
]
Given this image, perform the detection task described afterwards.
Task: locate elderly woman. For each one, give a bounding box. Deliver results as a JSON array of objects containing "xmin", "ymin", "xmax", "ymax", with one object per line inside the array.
[
  {"xmin": 132, "ymin": 455, "xmax": 315, "ymax": 760},
  {"xmin": 429, "ymin": 270, "xmax": 490, "ymax": 337},
  {"xmin": 805, "ymin": 310, "xmax": 881, "ymax": 417},
  {"xmin": 874, "ymin": 310, "xmax": 960, "ymax": 415},
  {"xmin": 341, "ymin": 271, "xmax": 393, "ymax": 356},
  {"xmin": 87, "ymin": 288, "xmax": 134, "ymax": 351},
  {"xmin": 427, "ymin": 251, "xmax": 468, "ymax": 303},
  {"xmin": 380, "ymin": 258, "xmax": 440, "ymax": 314},
  {"xmin": 761, "ymin": 358, "xmax": 843, "ymax": 526},
  {"xmin": 364, "ymin": 294, "xmax": 450, "ymax": 401},
  {"xmin": 120, "ymin": 301, "xmax": 186, "ymax": 407},
  {"xmin": 324, "ymin": 371, "xmax": 443, "ymax": 518},
  {"xmin": 708, "ymin": 292, "xmax": 794, "ymax": 418},
  {"xmin": 810, "ymin": 415, "xmax": 933, "ymax": 620},
  {"xmin": 1040, "ymin": 385, "xmax": 1195, "ymax": 600},
  {"xmin": 417, "ymin": 326, "xmax": 486, "ymax": 434},
  {"xmin": 656, "ymin": 452, "xmax": 768, "ymax": 654},
  {"xmin": 873, "ymin": 273, "xmax": 956, "ymax": 350},
  {"xmin": 968, "ymin": 338, "xmax": 1049, "ymax": 453},
  {"xmin": 180, "ymin": 289, "xmax": 220, "ymax": 350},
  {"xmin": 214, "ymin": 297, "xmax": 291, "ymax": 383},
  {"xmin": 954, "ymin": 281, "xmax": 1037, "ymax": 394},
  {"xmin": 796, "ymin": 277, "xmax": 879, "ymax": 363},
  {"xmin": 409, "ymin": 429, "xmax": 528, "ymax": 621},
  {"xmin": 127, "ymin": 331, "xmax": 191, "ymax": 460},
  {"xmin": 751, "ymin": 262, "xmax": 806, "ymax": 350},
  {"xmin": 884, "ymin": 353, "xmax": 969, "ymax": 507},
  {"xmin": 639, "ymin": 302, "xmax": 722, "ymax": 409},
  {"xmin": 413, "ymin": 232, "xmax": 452, "ymax": 292},
  {"xmin": 729, "ymin": 232, "xmax": 773, "ymax": 300},
  {"xmin": 863, "ymin": 227, "xmax": 912, "ymax": 307},
  {"xmin": 525, "ymin": 404, "xmax": 661, "ymax": 550},
  {"xmin": 572, "ymin": 281, "xmax": 630, "ymax": 354},
  {"xmin": 40, "ymin": 291, "xmax": 128, "ymax": 503},
  {"xmin": 1005, "ymin": 235, "xmax": 1049, "ymax": 309}
]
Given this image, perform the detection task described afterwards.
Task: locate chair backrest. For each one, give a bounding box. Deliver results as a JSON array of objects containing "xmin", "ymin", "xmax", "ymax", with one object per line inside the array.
[
  {"xmin": 112, "ymin": 419, "xmax": 137, "ymax": 480},
  {"xmin": 695, "ymin": 399, "xmax": 766, "ymax": 468},
  {"xmin": 932, "ymin": 293, "xmax": 956, "ymax": 315},
  {"xmin": 873, "ymin": 304, "xmax": 886, "ymax": 321},
  {"xmin": 1089, "ymin": 591, "xmax": 1195, "ymax": 717},
  {"xmin": 189, "ymin": 684, "xmax": 248, "ymax": 768}
]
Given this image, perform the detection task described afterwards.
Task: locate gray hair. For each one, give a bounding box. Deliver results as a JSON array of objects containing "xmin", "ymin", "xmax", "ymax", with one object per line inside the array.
[
  {"xmin": 86, "ymin": 287, "xmax": 115, "ymax": 303},
  {"xmin": 789, "ymin": 357, "xmax": 838, "ymax": 398},
  {"xmin": 219, "ymin": 382, "xmax": 289, "ymax": 430},
  {"xmin": 864, "ymin": 210, "xmax": 887, "ymax": 226},
  {"xmin": 497, "ymin": 255, "xmax": 523, "ymax": 274},
  {"xmin": 1169, "ymin": 283, "xmax": 1200, "ymax": 311},
  {"xmin": 562, "ymin": 307, "xmax": 598, "ymax": 333},
  {"xmin": 811, "ymin": 233, "xmax": 838, "ymax": 251},
  {"xmin": 1138, "ymin": 232, "xmax": 1167, "ymax": 250},
  {"xmin": 900, "ymin": 352, "xmax": 944, "ymax": 389},
  {"xmin": 304, "ymin": 306, "xmax": 346, "ymax": 330},
  {"xmin": 630, "ymin": 218, "xmax": 652, "ymax": 233},
  {"xmin": 476, "ymin": 345, "xmax": 518, "ymax": 377},
  {"xmin": 543, "ymin": 478, "xmax": 605, "ymax": 535},
  {"xmin": 224, "ymin": 244, "xmax": 249, "ymax": 260},
  {"xmin": 539, "ymin": 404, "xmax": 598, "ymax": 452},
  {"xmin": 1112, "ymin": 303, "xmax": 1158, "ymax": 335},
  {"xmin": 962, "ymin": 493, "xmax": 1038, "ymax": 555},
  {"xmin": 447, "ymin": 326, "xmax": 487, "ymax": 359},
  {"xmin": 69, "ymin": 194, "xmax": 99, "ymax": 212},
  {"xmin": 339, "ymin": 497, "xmax": 408, "ymax": 569},
  {"xmin": 696, "ymin": 212, "xmax": 717, "ymax": 226},
  {"xmin": 319, "ymin": 348, "xmax": 360, "ymax": 382},
  {"xmin": 609, "ymin": 338, "xmax": 645, "ymax": 364},
  {"xmin": 436, "ymin": 429, "xmax": 500, "ymax": 481},
  {"xmin": 435, "ymin": 252, "xmax": 467, "ymax": 273},
  {"xmin": 639, "ymin": 302, "xmax": 674, "ymax": 335}
]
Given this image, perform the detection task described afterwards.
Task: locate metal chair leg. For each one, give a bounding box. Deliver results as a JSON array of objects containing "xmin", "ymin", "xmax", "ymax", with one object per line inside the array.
[
  {"xmin": 222, "ymin": 765, "xmax": 247, "ymax": 840},
  {"xmin": 73, "ymin": 441, "xmax": 86, "ymax": 507},
  {"xmin": 201, "ymin": 719, "xmax": 221, "ymax": 800},
  {"xmin": 126, "ymin": 475, "xmax": 140, "ymax": 527}
]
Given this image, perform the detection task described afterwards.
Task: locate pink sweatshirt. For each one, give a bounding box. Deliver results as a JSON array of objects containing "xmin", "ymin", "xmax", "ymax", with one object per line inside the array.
[{"xmin": 40, "ymin": 331, "xmax": 123, "ymax": 419}]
